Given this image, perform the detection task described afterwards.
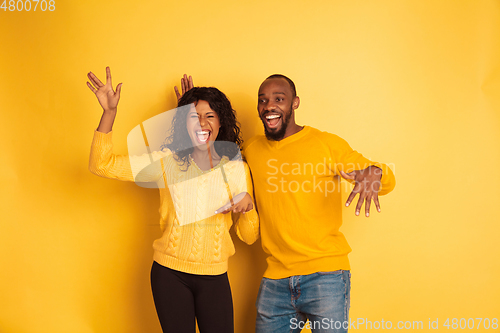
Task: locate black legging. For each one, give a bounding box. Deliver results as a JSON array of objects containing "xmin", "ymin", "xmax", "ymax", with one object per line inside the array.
[{"xmin": 150, "ymin": 261, "xmax": 234, "ymax": 333}]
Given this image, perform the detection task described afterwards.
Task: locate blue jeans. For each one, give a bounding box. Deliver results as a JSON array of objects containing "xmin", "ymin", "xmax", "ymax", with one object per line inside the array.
[{"xmin": 255, "ymin": 271, "xmax": 351, "ymax": 333}]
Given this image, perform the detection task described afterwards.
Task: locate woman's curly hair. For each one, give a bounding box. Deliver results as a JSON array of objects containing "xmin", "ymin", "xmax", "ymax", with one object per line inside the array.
[{"xmin": 161, "ymin": 87, "xmax": 242, "ymax": 170}]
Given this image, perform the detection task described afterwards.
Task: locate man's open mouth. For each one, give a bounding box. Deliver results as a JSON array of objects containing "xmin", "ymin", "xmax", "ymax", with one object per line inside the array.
[{"xmin": 264, "ymin": 114, "xmax": 281, "ymax": 129}]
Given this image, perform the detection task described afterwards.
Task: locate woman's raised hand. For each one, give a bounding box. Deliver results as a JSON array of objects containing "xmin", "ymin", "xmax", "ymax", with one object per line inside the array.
[{"xmin": 87, "ymin": 67, "xmax": 122, "ymax": 112}]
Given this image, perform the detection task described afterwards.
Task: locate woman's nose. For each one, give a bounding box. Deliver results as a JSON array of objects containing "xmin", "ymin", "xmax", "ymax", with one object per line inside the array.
[{"xmin": 198, "ymin": 116, "xmax": 207, "ymax": 126}]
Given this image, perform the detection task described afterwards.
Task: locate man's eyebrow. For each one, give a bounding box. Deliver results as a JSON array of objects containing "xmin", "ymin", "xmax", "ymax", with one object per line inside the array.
[{"xmin": 258, "ymin": 92, "xmax": 286, "ymax": 96}]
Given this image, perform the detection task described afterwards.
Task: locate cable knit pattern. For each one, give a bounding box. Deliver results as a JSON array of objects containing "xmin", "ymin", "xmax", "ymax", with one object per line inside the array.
[
  {"xmin": 89, "ymin": 130, "xmax": 259, "ymax": 275},
  {"xmin": 189, "ymin": 221, "xmax": 203, "ymax": 263},
  {"xmin": 165, "ymin": 217, "xmax": 180, "ymax": 257}
]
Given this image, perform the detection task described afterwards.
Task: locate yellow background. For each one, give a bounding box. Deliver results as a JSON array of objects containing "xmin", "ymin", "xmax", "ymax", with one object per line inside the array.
[{"xmin": 1, "ymin": 0, "xmax": 499, "ymax": 332}]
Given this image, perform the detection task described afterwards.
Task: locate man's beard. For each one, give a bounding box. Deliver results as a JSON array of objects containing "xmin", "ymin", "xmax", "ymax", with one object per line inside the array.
[{"xmin": 262, "ymin": 107, "xmax": 292, "ymax": 141}]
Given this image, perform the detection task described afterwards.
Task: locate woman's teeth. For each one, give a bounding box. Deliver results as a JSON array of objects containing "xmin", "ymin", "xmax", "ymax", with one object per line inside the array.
[{"xmin": 196, "ymin": 130, "xmax": 210, "ymax": 143}]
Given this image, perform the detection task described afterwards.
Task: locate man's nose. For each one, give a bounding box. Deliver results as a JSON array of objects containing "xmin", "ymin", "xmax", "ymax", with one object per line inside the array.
[{"xmin": 265, "ymin": 101, "xmax": 277, "ymax": 111}]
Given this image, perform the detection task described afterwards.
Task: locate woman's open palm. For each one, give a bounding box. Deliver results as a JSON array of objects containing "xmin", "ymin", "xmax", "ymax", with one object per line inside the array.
[{"xmin": 87, "ymin": 67, "xmax": 122, "ymax": 111}]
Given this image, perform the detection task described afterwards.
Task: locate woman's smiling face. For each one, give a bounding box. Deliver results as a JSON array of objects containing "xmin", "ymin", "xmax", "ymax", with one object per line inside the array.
[{"xmin": 186, "ymin": 100, "xmax": 220, "ymax": 150}]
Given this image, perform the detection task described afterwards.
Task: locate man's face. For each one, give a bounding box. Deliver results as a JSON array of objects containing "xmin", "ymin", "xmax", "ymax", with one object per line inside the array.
[{"xmin": 257, "ymin": 78, "xmax": 296, "ymax": 141}]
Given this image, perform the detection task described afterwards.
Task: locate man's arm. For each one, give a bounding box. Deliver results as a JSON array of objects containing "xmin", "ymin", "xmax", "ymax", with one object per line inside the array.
[
  {"xmin": 340, "ymin": 165, "xmax": 395, "ymax": 217},
  {"xmin": 328, "ymin": 133, "xmax": 396, "ymax": 217}
]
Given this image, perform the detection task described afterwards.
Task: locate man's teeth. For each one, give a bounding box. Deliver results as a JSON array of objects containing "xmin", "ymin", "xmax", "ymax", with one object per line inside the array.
[{"xmin": 266, "ymin": 114, "xmax": 280, "ymax": 120}]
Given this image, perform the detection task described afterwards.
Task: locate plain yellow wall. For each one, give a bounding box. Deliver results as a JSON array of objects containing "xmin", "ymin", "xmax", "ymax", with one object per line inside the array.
[{"xmin": 1, "ymin": 1, "xmax": 499, "ymax": 332}]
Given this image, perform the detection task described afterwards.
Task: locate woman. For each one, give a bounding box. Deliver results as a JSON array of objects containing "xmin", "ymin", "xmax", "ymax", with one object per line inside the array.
[{"xmin": 86, "ymin": 67, "xmax": 259, "ymax": 333}]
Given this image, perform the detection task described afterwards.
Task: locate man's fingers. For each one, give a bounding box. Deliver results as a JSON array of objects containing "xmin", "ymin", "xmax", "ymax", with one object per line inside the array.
[
  {"xmin": 188, "ymin": 75, "xmax": 194, "ymax": 89},
  {"xmin": 355, "ymin": 192, "xmax": 366, "ymax": 216},
  {"xmin": 181, "ymin": 74, "xmax": 188, "ymax": 94},
  {"xmin": 345, "ymin": 182, "xmax": 361, "ymax": 207},
  {"xmin": 177, "ymin": 75, "xmax": 193, "ymax": 97},
  {"xmin": 174, "ymin": 86, "xmax": 181, "ymax": 100},
  {"xmin": 343, "ymin": 166, "xmax": 384, "ymax": 217},
  {"xmin": 365, "ymin": 195, "xmax": 371, "ymax": 217},
  {"xmin": 374, "ymin": 194, "xmax": 381, "ymax": 212},
  {"xmin": 340, "ymin": 170, "xmax": 355, "ymax": 180},
  {"xmin": 345, "ymin": 191, "xmax": 356, "ymax": 207}
]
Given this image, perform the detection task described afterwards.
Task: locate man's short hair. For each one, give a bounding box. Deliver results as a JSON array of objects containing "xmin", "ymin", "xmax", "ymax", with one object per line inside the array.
[{"xmin": 266, "ymin": 74, "xmax": 297, "ymax": 98}]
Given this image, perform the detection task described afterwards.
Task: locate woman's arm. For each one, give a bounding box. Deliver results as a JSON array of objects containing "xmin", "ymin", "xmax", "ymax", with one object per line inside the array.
[
  {"xmin": 224, "ymin": 163, "xmax": 260, "ymax": 245},
  {"xmin": 87, "ymin": 67, "xmax": 122, "ymax": 134},
  {"xmin": 233, "ymin": 201, "xmax": 259, "ymax": 245},
  {"xmin": 87, "ymin": 68, "xmax": 167, "ymax": 183}
]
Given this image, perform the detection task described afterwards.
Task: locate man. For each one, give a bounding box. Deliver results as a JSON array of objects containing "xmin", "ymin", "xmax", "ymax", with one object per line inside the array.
[
  {"xmin": 176, "ymin": 74, "xmax": 396, "ymax": 333},
  {"xmin": 242, "ymin": 74, "xmax": 395, "ymax": 333}
]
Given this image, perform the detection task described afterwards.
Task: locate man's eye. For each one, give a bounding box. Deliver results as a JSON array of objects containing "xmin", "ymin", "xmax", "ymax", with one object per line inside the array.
[
  {"xmin": 190, "ymin": 115, "xmax": 198, "ymax": 118},
  {"xmin": 276, "ymin": 98, "xmax": 283, "ymax": 102}
]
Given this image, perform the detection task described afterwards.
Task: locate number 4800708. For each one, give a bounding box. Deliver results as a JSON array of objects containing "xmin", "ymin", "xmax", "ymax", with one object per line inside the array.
[{"xmin": 1, "ymin": 0, "xmax": 56, "ymax": 11}]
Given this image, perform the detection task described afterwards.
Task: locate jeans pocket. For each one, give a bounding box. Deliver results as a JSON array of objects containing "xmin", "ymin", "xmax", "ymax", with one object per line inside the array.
[{"xmin": 255, "ymin": 277, "xmax": 269, "ymax": 309}]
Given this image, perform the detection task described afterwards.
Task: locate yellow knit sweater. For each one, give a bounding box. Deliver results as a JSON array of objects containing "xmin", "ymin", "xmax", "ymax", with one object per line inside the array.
[
  {"xmin": 89, "ymin": 130, "xmax": 259, "ymax": 275},
  {"xmin": 242, "ymin": 126, "xmax": 395, "ymax": 279}
]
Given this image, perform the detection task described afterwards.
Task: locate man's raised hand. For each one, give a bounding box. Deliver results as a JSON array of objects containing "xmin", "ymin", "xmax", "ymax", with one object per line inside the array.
[
  {"xmin": 340, "ymin": 166, "xmax": 382, "ymax": 217},
  {"xmin": 174, "ymin": 74, "xmax": 194, "ymax": 101}
]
